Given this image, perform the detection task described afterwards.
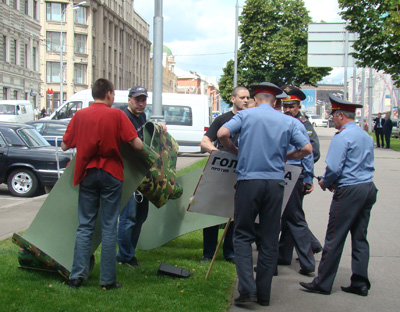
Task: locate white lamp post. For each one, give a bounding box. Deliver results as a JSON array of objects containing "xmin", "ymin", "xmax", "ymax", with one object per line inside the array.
[{"xmin": 59, "ymin": 1, "xmax": 86, "ymax": 108}]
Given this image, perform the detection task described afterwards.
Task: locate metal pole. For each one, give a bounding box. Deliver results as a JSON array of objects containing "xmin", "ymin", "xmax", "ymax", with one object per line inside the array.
[
  {"xmin": 361, "ymin": 68, "xmax": 366, "ymax": 130},
  {"xmin": 368, "ymin": 68, "xmax": 373, "ymax": 131},
  {"xmin": 233, "ymin": 0, "xmax": 239, "ymax": 88},
  {"xmin": 343, "ymin": 25, "xmax": 349, "ymax": 100},
  {"xmin": 60, "ymin": 7, "xmax": 66, "ymax": 109},
  {"xmin": 150, "ymin": 0, "xmax": 164, "ymax": 123}
]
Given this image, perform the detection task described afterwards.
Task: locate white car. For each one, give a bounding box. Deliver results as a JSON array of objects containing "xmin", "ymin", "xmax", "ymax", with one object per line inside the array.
[{"xmin": 307, "ymin": 114, "xmax": 328, "ymax": 127}]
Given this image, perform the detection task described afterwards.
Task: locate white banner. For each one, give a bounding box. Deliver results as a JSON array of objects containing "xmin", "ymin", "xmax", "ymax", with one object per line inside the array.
[{"xmin": 188, "ymin": 151, "xmax": 302, "ymax": 218}]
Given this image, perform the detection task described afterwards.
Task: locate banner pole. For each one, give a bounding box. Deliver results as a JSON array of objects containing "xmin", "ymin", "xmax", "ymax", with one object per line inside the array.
[{"xmin": 205, "ymin": 218, "xmax": 232, "ymax": 280}]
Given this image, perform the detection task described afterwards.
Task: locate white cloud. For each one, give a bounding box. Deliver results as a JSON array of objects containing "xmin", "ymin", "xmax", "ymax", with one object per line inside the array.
[{"xmin": 134, "ymin": 0, "xmax": 343, "ymax": 81}]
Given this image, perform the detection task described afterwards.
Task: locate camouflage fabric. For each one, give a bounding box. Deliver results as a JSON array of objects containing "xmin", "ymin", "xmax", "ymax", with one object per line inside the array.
[{"xmin": 138, "ymin": 122, "xmax": 183, "ymax": 208}]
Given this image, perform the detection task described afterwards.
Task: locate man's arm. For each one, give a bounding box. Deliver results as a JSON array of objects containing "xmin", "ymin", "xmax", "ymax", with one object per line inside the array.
[
  {"xmin": 285, "ymin": 142, "xmax": 312, "ymax": 161},
  {"xmin": 61, "ymin": 142, "xmax": 69, "ymax": 151},
  {"xmin": 200, "ymin": 135, "xmax": 218, "ymax": 153},
  {"xmin": 217, "ymin": 126, "xmax": 238, "ymax": 155},
  {"xmin": 129, "ymin": 137, "xmax": 143, "ymax": 151}
]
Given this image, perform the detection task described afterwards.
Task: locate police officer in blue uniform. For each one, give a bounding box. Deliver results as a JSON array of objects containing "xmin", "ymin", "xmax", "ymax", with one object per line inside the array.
[
  {"xmin": 217, "ymin": 82, "xmax": 312, "ymax": 306},
  {"xmin": 277, "ymin": 85, "xmax": 319, "ymax": 275},
  {"xmin": 300, "ymin": 94, "xmax": 377, "ymax": 296}
]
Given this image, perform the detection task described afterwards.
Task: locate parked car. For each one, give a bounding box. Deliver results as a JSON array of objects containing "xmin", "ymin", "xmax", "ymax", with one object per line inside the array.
[
  {"xmin": 391, "ymin": 119, "xmax": 400, "ymax": 138},
  {"xmin": 0, "ymin": 122, "xmax": 72, "ymax": 197},
  {"xmin": 307, "ymin": 114, "xmax": 328, "ymax": 127},
  {"xmin": 26, "ymin": 119, "xmax": 70, "ymax": 147}
]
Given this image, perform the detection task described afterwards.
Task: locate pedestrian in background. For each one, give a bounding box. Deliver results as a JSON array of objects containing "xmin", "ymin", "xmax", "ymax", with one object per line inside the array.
[
  {"xmin": 383, "ymin": 113, "xmax": 393, "ymax": 149},
  {"xmin": 373, "ymin": 113, "xmax": 385, "ymax": 147}
]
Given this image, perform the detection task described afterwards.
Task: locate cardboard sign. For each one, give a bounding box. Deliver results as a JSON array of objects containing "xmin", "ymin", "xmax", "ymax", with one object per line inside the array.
[{"xmin": 188, "ymin": 151, "xmax": 301, "ymax": 218}]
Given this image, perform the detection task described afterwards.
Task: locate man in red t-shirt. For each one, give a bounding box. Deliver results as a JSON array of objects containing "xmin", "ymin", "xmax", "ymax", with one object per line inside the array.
[{"xmin": 61, "ymin": 78, "xmax": 143, "ymax": 290}]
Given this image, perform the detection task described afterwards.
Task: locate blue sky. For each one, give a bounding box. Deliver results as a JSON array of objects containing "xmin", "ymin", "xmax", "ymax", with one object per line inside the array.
[{"xmin": 134, "ymin": 0, "xmax": 344, "ymax": 83}]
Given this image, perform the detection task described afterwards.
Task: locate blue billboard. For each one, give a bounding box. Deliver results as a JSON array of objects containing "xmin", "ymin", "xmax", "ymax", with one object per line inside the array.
[{"xmin": 302, "ymin": 89, "xmax": 316, "ymax": 113}]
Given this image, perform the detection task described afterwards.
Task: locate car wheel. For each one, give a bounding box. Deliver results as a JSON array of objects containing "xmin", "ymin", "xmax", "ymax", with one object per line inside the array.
[{"xmin": 7, "ymin": 169, "xmax": 39, "ymax": 197}]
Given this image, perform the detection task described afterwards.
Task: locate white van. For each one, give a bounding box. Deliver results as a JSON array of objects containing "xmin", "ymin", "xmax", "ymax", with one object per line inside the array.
[
  {"xmin": 0, "ymin": 100, "xmax": 34, "ymax": 123},
  {"xmin": 48, "ymin": 89, "xmax": 212, "ymax": 153}
]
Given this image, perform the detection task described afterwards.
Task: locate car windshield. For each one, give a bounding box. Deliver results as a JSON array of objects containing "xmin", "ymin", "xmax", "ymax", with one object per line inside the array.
[
  {"xmin": 0, "ymin": 104, "xmax": 17, "ymax": 115},
  {"xmin": 17, "ymin": 128, "xmax": 50, "ymax": 147}
]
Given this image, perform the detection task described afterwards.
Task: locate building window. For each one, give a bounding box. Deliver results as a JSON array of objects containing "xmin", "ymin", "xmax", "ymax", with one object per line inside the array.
[
  {"xmin": 3, "ymin": 87, "xmax": 8, "ymax": 100},
  {"xmin": 46, "ymin": 61, "xmax": 65, "ymax": 83},
  {"xmin": 2, "ymin": 35, "xmax": 7, "ymax": 62},
  {"xmin": 32, "ymin": 47, "xmax": 37, "ymax": 71},
  {"xmin": 46, "ymin": 32, "xmax": 65, "ymax": 52},
  {"xmin": 74, "ymin": 34, "xmax": 87, "ymax": 54},
  {"xmin": 46, "ymin": 2, "xmax": 67, "ymax": 22},
  {"xmin": 14, "ymin": 0, "xmax": 18, "ymax": 9},
  {"xmin": 14, "ymin": 90, "xmax": 18, "ymax": 100},
  {"xmin": 33, "ymin": 0, "xmax": 38, "ymax": 19},
  {"xmin": 13, "ymin": 39, "xmax": 18, "ymax": 65},
  {"xmin": 24, "ymin": 0, "xmax": 28, "ymax": 15},
  {"xmin": 74, "ymin": 63, "xmax": 87, "ymax": 84},
  {"xmin": 74, "ymin": 7, "xmax": 86, "ymax": 24},
  {"xmin": 24, "ymin": 43, "xmax": 28, "ymax": 68}
]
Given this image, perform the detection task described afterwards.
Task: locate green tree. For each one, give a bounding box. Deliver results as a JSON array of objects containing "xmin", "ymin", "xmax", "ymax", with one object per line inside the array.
[
  {"xmin": 338, "ymin": 0, "xmax": 400, "ymax": 86},
  {"xmin": 219, "ymin": 0, "xmax": 331, "ymax": 104}
]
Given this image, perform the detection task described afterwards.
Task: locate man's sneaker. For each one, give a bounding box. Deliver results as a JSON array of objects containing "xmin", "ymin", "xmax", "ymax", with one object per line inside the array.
[
  {"xmin": 116, "ymin": 256, "xmax": 140, "ymax": 267},
  {"xmin": 126, "ymin": 256, "xmax": 140, "ymax": 267},
  {"xmin": 200, "ymin": 257, "xmax": 212, "ymax": 264},
  {"xmin": 100, "ymin": 282, "xmax": 123, "ymax": 290}
]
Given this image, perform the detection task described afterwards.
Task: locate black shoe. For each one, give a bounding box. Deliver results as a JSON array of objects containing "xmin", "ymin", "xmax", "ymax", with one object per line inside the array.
[
  {"xmin": 299, "ymin": 282, "xmax": 330, "ymax": 295},
  {"xmin": 126, "ymin": 256, "xmax": 140, "ymax": 267},
  {"xmin": 299, "ymin": 268, "xmax": 315, "ymax": 276},
  {"xmin": 200, "ymin": 257, "xmax": 212, "ymax": 264},
  {"xmin": 341, "ymin": 285, "xmax": 368, "ymax": 297},
  {"xmin": 312, "ymin": 247, "xmax": 323, "ymax": 254},
  {"xmin": 257, "ymin": 300, "xmax": 270, "ymax": 306},
  {"xmin": 234, "ymin": 294, "xmax": 257, "ymax": 304},
  {"xmin": 101, "ymin": 282, "xmax": 123, "ymax": 290},
  {"xmin": 67, "ymin": 277, "xmax": 83, "ymax": 289},
  {"xmin": 225, "ymin": 257, "xmax": 236, "ymax": 264}
]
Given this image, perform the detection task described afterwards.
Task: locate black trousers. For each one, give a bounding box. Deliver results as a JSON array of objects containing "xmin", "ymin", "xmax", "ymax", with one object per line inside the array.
[
  {"xmin": 375, "ymin": 128, "xmax": 384, "ymax": 147},
  {"xmin": 233, "ymin": 179, "xmax": 284, "ymax": 302},
  {"xmin": 384, "ymin": 132, "xmax": 391, "ymax": 148},
  {"xmin": 311, "ymin": 182, "xmax": 377, "ymax": 292}
]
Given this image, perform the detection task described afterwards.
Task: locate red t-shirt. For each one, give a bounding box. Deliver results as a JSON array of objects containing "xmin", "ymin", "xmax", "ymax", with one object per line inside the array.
[{"xmin": 63, "ymin": 102, "xmax": 138, "ymax": 186}]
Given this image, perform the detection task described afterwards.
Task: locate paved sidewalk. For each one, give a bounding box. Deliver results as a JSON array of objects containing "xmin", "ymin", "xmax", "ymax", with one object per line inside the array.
[{"xmin": 229, "ymin": 127, "xmax": 400, "ymax": 312}]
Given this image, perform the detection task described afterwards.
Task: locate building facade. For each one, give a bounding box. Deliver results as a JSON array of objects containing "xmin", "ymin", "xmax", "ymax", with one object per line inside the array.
[
  {"xmin": 40, "ymin": 0, "xmax": 151, "ymax": 112},
  {"xmin": 0, "ymin": 0, "xmax": 41, "ymax": 107}
]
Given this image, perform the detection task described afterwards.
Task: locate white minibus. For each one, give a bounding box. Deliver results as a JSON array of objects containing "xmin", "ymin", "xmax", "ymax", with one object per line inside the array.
[
  {"xmin": 48, "ymin": 89, "xmax": 212, "ymax": 153},
  {"xmin": 0, "ymin": 100, "xmax": 34, "ymax": 123}
]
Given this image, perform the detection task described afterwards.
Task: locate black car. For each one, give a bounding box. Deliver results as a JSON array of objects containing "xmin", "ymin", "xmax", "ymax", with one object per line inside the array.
[
  {"xmin": 0, "ymin": 122, "xmax": 72, "ymax": 197},
  {"xmin": 26, "ymin": 119, "xmax": 70, "ymax": 147}
]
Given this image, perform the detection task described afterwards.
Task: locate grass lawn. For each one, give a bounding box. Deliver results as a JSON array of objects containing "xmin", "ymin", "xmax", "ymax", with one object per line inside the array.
[
  {"xmin": 368, "ymin": 132, "xmax": 400, "ymax": 152},
  {"xmin": 1, "ymin": 157, "xmax": 238, "ymax": 312}
]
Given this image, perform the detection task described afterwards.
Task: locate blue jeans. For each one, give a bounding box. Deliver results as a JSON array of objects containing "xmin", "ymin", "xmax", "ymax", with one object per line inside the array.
[
  {"xmin": 70, "ymin": 168, "xmax": 123, "ymax": 285},
  {"xmin": 117, "ymin": 192, "xmax": 149, "ymax": 262}
]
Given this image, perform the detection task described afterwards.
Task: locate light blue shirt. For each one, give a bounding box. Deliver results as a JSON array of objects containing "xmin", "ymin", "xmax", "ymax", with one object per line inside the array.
[
  {"xmin": 287, "ymin": 118, "xmax": 314, "ymax": 184},
  {"xmin": 223, "ymin": 103, "xmax": 310, "ymax": 181},
  {"xmin": 323, "ymin": 121, "xmax": 374, "ymax": 188}
]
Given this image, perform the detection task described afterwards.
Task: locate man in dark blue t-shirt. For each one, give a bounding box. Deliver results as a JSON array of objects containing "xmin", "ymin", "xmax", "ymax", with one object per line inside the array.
[{"xmin": 199, "ymin": 86, "xmax": 250, "ymax": 264}]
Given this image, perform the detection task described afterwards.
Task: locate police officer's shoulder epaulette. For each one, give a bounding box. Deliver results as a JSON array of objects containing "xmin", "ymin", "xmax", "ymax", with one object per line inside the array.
[
  {"xmin": 298, "ymin": 115, "xmax": 308, "ymax": 124},
  {"xmin": 335, "ymin": 127, "xmax": 346, "ymax": 135}
]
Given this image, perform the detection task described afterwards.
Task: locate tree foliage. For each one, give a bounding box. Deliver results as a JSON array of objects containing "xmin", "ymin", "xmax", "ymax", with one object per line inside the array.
[
  {"xmin": 218, "ymin": 0, "xmax": 331, "ymax": 105},
  {"xmin": 338, "ymin": 0, "xmax": 400, "ymax": 86}
]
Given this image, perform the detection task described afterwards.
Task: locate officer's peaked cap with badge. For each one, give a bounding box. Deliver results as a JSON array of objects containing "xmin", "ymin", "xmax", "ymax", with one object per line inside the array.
[
  {"xmin": 129, "ymin": 86, "xmax": 148, "ymax": 98},
  {"xmin": 249, "ymin": 82, "xmax": 287, "ymax": 98},
  {"xmin": 280, "ymin": 85, "xmax": 306, "ymax": 105},
  {"xmin": 329, "ymin": 93, "xmax": 362, "ymax": 113}
]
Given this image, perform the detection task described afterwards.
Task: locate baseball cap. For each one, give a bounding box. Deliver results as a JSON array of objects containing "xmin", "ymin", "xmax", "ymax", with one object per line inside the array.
[{"xmin": 129, "ymin": 86, "xmax": 148, "ymax": 98}]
